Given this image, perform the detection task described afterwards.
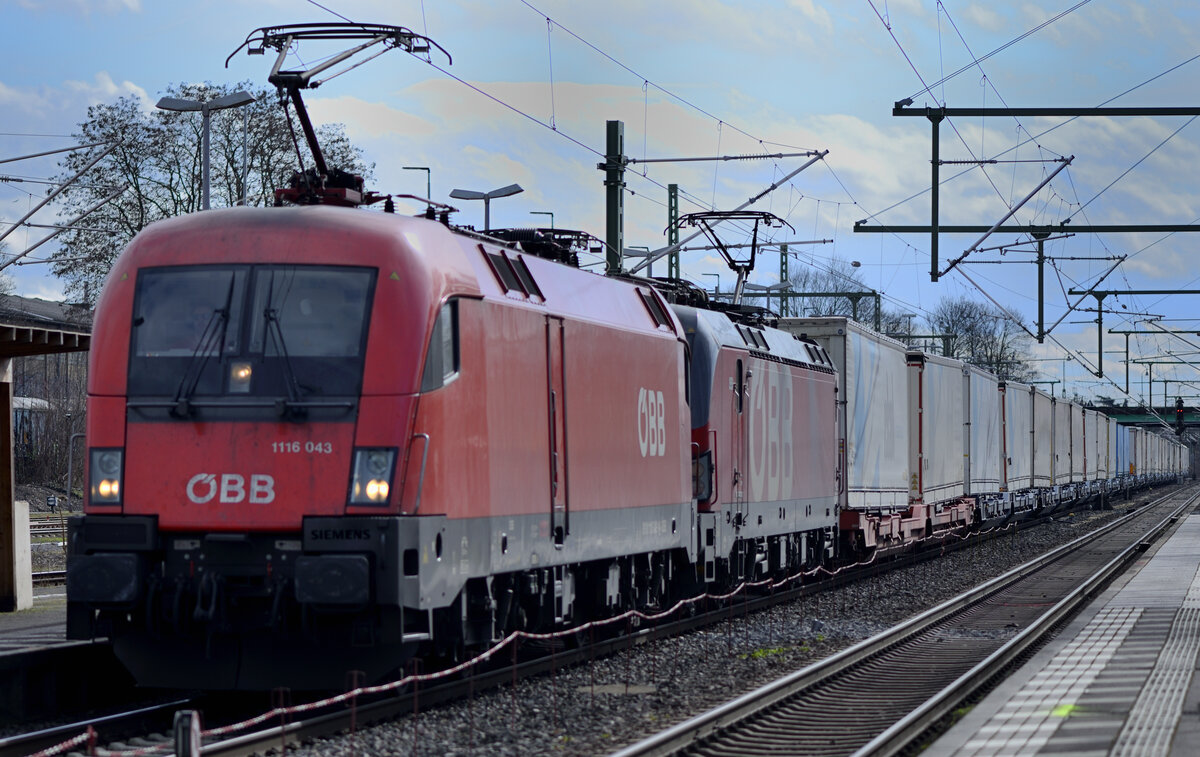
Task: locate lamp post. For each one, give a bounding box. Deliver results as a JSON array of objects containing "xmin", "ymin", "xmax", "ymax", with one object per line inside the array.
[
  {"xmin": 156, "ymin": 90, "xmax": 256, "ymax": 210},
  {"xmin": 403, "ymin": 166, "xmax": 431, "ymax": 202},
  {"xmin": 449, "ymin": 183, "xmax": 523, "ymax": 231},
  {"xmin": 531, "ymin": 211, "xmax": 555, "ymax": 229},
  {"xmin": 703, "ymin": 272, "xmax": 721, "ymax": 298}
]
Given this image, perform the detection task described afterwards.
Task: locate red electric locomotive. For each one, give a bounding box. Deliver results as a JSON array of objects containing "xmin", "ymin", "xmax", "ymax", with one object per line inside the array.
[{"xmin": 67, "ymin": 204, "xmax": 704, "ymax": 689}]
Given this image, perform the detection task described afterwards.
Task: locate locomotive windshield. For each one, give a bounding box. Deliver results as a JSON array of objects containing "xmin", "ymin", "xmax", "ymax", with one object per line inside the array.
[{"xmin": 129, "ymin": 264, "xmax": 375, "ymax": 407}]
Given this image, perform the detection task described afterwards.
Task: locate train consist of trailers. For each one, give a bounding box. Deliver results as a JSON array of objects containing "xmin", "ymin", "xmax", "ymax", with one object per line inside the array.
[
  {"xmin": 779, "ymin": 316, "xmax": 1187, "ymax": 556},
  {"xmin": 62, "ymin": 22, "xmax": 1190, "ymax": 691},
  {"xmin": 63, "ymin": 199, "xmax": 1189, "ymax": 690}
]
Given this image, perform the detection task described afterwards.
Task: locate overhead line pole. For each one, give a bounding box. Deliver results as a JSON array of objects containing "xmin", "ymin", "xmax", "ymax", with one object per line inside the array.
[
  {"xmin": 892, "ymin": 106, "xmax": 1200, "ymax": 118},
  {"xmin": 853, "ymin": 223, "xmax": 1200, "ymax": 234},
  {"xmin": 0, "ymin": 185, "xmax": 127, "ymax": 271},
  {"xmin": 865, "ymin": 103, "xmax": 1200, "ymax": 282},
  {"xmin": 1070, "ymin": 289, "xmax": 1200, "ymax": 378},
  {"xmin": 625, "ymin": 148, "xmax": 828, "ymax": 275},
  {"xmin": 0, "ymin": 141, "xmax": 110, "ymax": 166},
  {"xmin": 1110, "ymin": 328, "xmax": 1200, "ymax": 395}
]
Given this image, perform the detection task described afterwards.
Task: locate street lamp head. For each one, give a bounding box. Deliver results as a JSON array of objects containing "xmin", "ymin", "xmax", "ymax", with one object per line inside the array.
[
  {"xmin": 209, "ymin": 90, "xmax": 256, "ymax": 110},
  {"xmin": 154, "ymin": 90, "xmax": 255, "ymax": 211},
  {"xmin": 155, "ymin": 91, "xmax": 255, "ymax": 113},
  {"xmin": 743, "ymin": 282, "xmax": 787, "ymax": 291},
  {"xmin": 451, "ymin": 183, "xmax": 524, "ymax": 201},
  {"xmin": 450, "ymin": 183, "xmax": 524, "ymax": 231},
  {"xmin": 155, "ymin": 96, "xmax": 203, "ymax": 112},
  {"xmin": 489, "ymin": 183, "xmax": 523, "ymax": 199}
]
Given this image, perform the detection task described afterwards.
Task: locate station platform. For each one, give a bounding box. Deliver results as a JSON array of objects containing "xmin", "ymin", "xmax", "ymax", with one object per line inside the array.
[
  {"xmin": 930, "ymin": 512, "xmax": 1200, "ymax": 757},
  {"xmin": 0, "ymin": 588, "xmax": 66, "ymax": 652}
]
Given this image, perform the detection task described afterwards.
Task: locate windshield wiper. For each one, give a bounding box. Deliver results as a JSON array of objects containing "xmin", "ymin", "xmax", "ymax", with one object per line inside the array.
[
  {"xmin": 262, "ymin": 273, "xmax": 308, "ymax": 419},
  {"xmin": 171, "ymin": 279, "xmax": 236, "ymax": 418}
]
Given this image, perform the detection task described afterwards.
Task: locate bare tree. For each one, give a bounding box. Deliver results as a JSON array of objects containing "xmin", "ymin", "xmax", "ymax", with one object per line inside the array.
[
  {"xmin": 0, "ymin": 242, "xmax": 15, "ymax": 295},
  {"xmin": 50, "ymin": 82, "xmax": 373, "ymax": 304},
  {"xmin": 13, "ymin": 351, "xmax": 87, "ymax": 494},
  {"xmin": 925, "ymin": 296, "xmax": 1036, "ymax": 381},
  {"xmin": 786, "ymin": 256, "xmax": 905, "ymax": 331}
]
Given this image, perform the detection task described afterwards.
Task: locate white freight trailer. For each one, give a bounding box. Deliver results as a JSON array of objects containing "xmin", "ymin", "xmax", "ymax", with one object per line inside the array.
[
  {"xmin": 1001, "ymin": 382, "xmax": 1034, "ymax": 493},
  {"xmin": 1053, "ymin": 398, "xmax": 1073, "ymax": 486},
  {"xmin": 1033, "ymin": 388, "xmax": 1054, "ymax": 488},
  {"xmin": 907, "ymin": 350, "xmax": 967, "ymax": 506},
  {"xmin": 778, "ymin": 317, "xmax": 911, "ymax": 512},
  {"xmin": 1070, "ymin": 401, "xmax": 1085, "ymax": 482},
  {"xmin": 964, "ymin": 364, "xmax": 1002, "ymax": 505}
]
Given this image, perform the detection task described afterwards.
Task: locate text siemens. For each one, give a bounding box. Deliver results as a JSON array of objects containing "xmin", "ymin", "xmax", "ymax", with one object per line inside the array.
[{"xmin": 309, "ymin": 529, "xmax": 372, "ymax": 541}]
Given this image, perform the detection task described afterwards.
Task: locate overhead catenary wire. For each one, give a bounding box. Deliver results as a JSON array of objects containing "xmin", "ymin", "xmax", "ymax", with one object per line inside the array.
[
  {"xmin": 290, "ymin": 1, "xmax": 1185, "ymax": 402},
  {"xmin": 865, "ymin": 2, "xmax": 1200, "ymax": 397}
]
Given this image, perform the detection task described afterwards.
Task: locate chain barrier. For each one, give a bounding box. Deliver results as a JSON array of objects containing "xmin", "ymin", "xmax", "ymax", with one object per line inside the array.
[{"xmin": 38, "ymin": 515, "xmax": 1027, "ymax": 756}]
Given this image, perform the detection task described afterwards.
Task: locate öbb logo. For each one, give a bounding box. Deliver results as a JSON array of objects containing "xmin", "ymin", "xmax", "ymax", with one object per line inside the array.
[
  {"xmin": 637, "ymin": 387, "xmax": 666, "ymax": 457},
  {"xmin": 187, "ymin": 473, "xmax": 276, "ymax": 504}
]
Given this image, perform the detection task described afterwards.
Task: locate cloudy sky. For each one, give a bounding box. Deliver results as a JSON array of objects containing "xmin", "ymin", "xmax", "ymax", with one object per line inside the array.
[{"xmin": 2, "ymin": 0, "xmax": 1199, "ymax": 404}]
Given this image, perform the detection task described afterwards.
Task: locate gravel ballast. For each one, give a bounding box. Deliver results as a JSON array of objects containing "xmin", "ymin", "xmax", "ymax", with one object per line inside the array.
[{"xmin": 283, "ymin": 490, "xmax": 1178, "ymax": 757}]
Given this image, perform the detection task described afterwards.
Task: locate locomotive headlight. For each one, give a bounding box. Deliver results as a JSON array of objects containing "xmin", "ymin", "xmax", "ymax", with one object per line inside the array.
[
  {"xmin": 229, "ymin": 361, "xmax": 253, "ymax": 393},
  {"xmin": 349, "ymin": 447, "xmax": 396, "ymax": 505},
  {"xmin": 89, "ymin": 448, "xmax": 124, "ymax": 505}
]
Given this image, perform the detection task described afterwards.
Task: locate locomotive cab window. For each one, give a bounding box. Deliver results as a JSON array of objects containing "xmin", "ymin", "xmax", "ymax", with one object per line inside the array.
[
  {"xmin": 421, "ymin": 299, "xmax": 460, "ymax": 392},
  {"xmin": 128, "ymin": 264, "xmax": 376, "ymax": 405}
]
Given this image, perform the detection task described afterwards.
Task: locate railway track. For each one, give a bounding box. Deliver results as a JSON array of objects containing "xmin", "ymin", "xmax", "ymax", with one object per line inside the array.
[
  {"xmin": 0, "ymin": 698, "xmax": 194, "ymax": 757},
  {"xmin": 32, "ymin": 570, "xmax": 66, "ymax": 587},
  {"xmin": 9, "ymin": 486, "xmax": 1179, "ymax": 756},
  {"xmin": 611, "ymin": 485, "xmax": 1199, "ymax": 757},
  {"xmin": 29, "ymin": 520, "xmax": 67, "ymax": 542}
]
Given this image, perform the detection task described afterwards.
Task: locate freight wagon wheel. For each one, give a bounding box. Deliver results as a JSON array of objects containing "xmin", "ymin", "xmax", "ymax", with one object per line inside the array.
[{"xmin": 843, "ymin": 531, "xmax": 873, "ymax": 563}]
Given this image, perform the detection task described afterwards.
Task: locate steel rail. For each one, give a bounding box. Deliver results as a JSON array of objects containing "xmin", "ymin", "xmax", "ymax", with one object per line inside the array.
[
  {"xmin": 32, "ymin": 570, "xmax": 66, "ymax": 586},
  {"xmin": 185, "ymin": 490, "xmax": 1162, "ymax": 756},
  {"xmin": 854, "ymin": 487, "xmax": 1199, "ymax": 757},
  {"xmin": 0, "ymin": 697, "xmax": 195, "ymax": 757},
  {"xmin": 16, "ymin": 484, "xmax": 1172, "ymax": 756},
  {"xmin": 1, "ymin": 511, "xmax": 1009, "ymax": 756},
  {"xmin": 609, "ymin": 485, "xmax": 1197, "ymax": 757}
]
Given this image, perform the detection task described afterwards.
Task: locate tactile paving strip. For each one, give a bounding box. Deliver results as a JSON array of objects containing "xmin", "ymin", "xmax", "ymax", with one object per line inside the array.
[
  {"xmin": 955, "ymin": 606, "xmax": 1142, "ymax": 756},
  {"xmin": 951, "ymin": 515, "xmax": 1200, "ymax": 756},
  {"xmin": 1110, "ymin": 566, "xmax": 1200, "ymax": 756}
]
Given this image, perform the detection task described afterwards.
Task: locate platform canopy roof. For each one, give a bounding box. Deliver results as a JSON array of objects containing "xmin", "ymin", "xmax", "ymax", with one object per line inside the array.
[{"xmin": 0, "ymin": 294, "xmax": 90, "ymax": 358}]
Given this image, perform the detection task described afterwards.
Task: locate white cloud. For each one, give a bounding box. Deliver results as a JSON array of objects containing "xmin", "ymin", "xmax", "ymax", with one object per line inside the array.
[
  {"xmin": 0, "ymin": 81, "xmax": 55, "ymax": 116},
  {"xmin": 785, "ymin": 0, "xmax": 835, "ymax": 37},
  {"xmin": 962, "ymin": 4, "xmax": 1005, "ymax": 32},
  {"xmin": 307, "ymin": 95, "xmax": 436, "ymax": 140},
  {"xmin": 63, "ymin": 71, "xmax": 149, "ymax": 107},
  {"xmin": 17, "ymin": 0, "xmax": 140, "ymax": 12}
]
